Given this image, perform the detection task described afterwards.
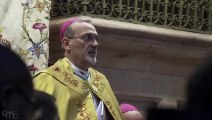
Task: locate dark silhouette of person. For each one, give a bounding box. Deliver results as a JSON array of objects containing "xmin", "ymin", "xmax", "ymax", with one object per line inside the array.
[
  {"xmin": 30, "ymin": 90, "xmax": 59, "ymax": 120},
  {"xmin": 147, "ymin": 54, "xmax": 212, "ymax": 120},
  {"xmin": 186, "ymin": 54, "xmax": 212, "ymax": 120},
  {"xmin": 0, "ymin": 45, "xmax": 34, "ymax": 120}
]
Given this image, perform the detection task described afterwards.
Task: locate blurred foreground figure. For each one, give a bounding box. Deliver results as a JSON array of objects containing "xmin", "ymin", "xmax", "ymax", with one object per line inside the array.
[
  {"xmin": 120, "ymin": 103, "xmax": 144, "ymax": 120},
  {"xmin": 186, "ymin": 54, "xmax": 212, "ymax": 120},
  {"xmin": 147, "ymin": 54, "xmax": 212, "ymax": 120},
  {"xmin": 31, "ymin": 90, "xmax": 59, "ymax": 120},
  {"xmin": 0, "ymin": 45, "xmax": 33, "ymax": 120}
]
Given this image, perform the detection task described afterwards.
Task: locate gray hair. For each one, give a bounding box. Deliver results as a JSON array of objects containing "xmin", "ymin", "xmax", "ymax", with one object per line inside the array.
[{"xmin": 63, "ymin": 17, "xmax": 91, "ymax": 38}]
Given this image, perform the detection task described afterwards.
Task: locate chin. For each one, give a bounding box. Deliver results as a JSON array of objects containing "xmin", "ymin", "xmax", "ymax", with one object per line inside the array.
[
  {"xmin": 85, "ymin": 56, "xmax": 97, "ymax": 66},
  {"xmin": 89, "ymin": 59, "xmax": 97, "ymax": 65}
]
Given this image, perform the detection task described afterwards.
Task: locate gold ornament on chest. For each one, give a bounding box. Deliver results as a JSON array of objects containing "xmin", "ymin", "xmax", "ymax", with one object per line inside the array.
[
  {"xmin": 76, "ymin": 101, "xmax": 89, "ymax": 120},
  {"xmin": 53, "ymin": 66, "xmax": 61, "ymax": 72},
  {"xmin": 61, "ymin": 71, "xmax": 79, "ymax": 87},
  {"xmin": 93, "ymin": 71, "xmax": 105, "ymax": 92},
  {"xmin": 81, "ymin": 83, "xmax": 91, "ymax": 93}
]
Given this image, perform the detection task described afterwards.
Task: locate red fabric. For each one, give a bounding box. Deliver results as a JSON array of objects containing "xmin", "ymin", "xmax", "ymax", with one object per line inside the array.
[{"xmin": 59, "ymin": 18, "xmax": 79, "ymax": 40}]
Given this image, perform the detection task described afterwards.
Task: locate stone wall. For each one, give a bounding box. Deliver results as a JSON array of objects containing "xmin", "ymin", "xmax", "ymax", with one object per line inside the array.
[{"xmin": 49, "ymin": 17, "xmax": 212, "ymax": 111}]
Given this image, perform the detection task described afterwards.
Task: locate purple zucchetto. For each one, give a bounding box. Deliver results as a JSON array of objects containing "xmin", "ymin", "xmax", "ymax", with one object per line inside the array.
[
  {"xmin": 120, "ymin": 103, "xmax": 138, "ymax": 113},
  {"xmin": 59, "ymin": 18, "xmax": 79, "ymax": 41}
]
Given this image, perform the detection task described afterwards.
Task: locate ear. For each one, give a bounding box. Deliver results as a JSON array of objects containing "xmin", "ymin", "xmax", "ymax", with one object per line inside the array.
[
  {"xmin": 62, "ymin": 38, "xmax": 71, "ymax": 51},
  {"xmin": 0, "ymin": 85, "xmax": 15, "ymax": 108}
]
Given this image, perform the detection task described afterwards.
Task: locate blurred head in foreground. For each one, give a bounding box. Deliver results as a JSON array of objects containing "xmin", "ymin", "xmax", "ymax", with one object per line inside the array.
[
  {"xmin": 120, "ymin": 103, "xmax": 143, "ymax": 120},
  {"xmin": 0, "ymin": 45, "xmax": 33, "ymax": 120}
]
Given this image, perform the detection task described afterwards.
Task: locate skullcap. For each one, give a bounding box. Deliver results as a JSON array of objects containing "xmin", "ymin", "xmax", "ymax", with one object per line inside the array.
[
  {"xmin": 59, "ymin": 18, "xmax": 79, "ymax": 40},
  {"xmin": 120, "ymin": 103, "xmax": 138, "ymax": 113}
]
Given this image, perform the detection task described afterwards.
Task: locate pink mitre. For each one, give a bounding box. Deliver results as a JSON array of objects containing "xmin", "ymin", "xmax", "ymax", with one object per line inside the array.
[
  {"xmin": 59, "ymin": 18, "xmax": 79, "ymax": 40},
  {"xmin": 120, "ymin": 103, "xmax": 138, "ymax": 113}
]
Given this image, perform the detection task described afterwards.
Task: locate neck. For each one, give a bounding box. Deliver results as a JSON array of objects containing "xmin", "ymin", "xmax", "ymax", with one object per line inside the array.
[
  {"xmin": 68, "ymin": 59, "xmax": 89, "ymax": 71},
  {"xmin": 74, "ymin": 63, "xmax": 88, "ymax": 71},
  {"xmin": 72, "ymin": 62, "xmax": 89, "ymax": 71}
]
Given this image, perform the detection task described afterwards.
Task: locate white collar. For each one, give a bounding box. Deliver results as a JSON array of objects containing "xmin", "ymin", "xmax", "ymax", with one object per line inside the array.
[{"xmin": 69, "ymin": 61, "xmax": 90, "ymax": 80}]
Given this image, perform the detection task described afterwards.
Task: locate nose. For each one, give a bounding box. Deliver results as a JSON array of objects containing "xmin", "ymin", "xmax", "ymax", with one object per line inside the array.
[{"xmin": 91, "ymin": 39, "xmax": 99, "ymax": 47}]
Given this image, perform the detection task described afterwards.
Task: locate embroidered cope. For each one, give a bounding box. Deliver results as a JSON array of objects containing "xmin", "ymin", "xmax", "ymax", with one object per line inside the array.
[{"xmin": 33, "ymin": 57, "xmax": 124, "ymax": 120}]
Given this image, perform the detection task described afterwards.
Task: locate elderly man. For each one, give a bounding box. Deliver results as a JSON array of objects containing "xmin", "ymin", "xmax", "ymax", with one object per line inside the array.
[{"xmin": 33, "ymin": 17, "xmax": 124, "ymax": 120}]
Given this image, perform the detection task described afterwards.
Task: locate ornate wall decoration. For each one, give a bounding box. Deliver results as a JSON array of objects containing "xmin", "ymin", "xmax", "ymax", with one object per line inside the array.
[
  {"xmin": 51, "ymin": 0, "xmax": 212, "ymax": 34},
  {"xmin": 0, "ymin": 0, "xmax": 51, "ymax": 75}
]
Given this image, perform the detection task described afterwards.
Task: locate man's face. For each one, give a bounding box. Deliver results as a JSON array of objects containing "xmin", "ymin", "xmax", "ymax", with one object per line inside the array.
[{"xmin": 66, "ymin": 22, "xmax": 99, "ymax": 69}]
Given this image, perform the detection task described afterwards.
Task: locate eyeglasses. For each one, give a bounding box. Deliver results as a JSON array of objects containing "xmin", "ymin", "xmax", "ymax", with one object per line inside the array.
[{"xmin": 68, "ymin": 33, "xmax": 99, "ymax": 43}]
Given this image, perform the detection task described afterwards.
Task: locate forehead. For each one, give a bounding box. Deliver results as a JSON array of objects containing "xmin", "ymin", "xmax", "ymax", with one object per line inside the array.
[
  {"xmin": 124, "ymin": 111, "xmax": 143, "ymax": 119},
  {"xmin": 71, "ymin": 22, "xmax": 97, "ymax": 35}
]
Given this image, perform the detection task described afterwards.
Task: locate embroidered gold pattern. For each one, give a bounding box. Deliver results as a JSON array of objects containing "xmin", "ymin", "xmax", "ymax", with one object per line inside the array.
[
  {"xmin": 105, "ymin": 100, "xmax": 118, "ymax": 119},
  {"xmin": 35, "ymin": 1, "xmax": 45, "ymax": 13},
  {"xmin": 53, "ymin": 66, "xmax": 60, "ymax": 72},
  {"xmin": 62, "ymin": 72, "xmax": 79, "ymax": 87},
  {"xmin": 94, "ymin": 70, "xmax": 101, "ymax": 81},
  {"xmin": 91, "ymin": 85, "xmax": 98, "ymax": 93},
  {"xmin": 76, "ymin": 101, "xmax": 89, "ymax": 120},
  {"xmin": 93, "ymin": 72, "xmax": 106, "ymax": 92},
  {"xmin": 81, "ymin": 83, "xmax": 91, "ymax": 93},
  {"xmin": 93, "ymin": 71, "xmax": 102, "ymax": 89},
  {"xmin": 64, "ymin": 72, "xmax": 72, "ymax": 80},
  {"xmin": 94, "ymin": 81, "xmax": 101, "ymax": 87},
  {"xmin": 70, "ymin": 80, "xmax": 79, "ymax": 87}
]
